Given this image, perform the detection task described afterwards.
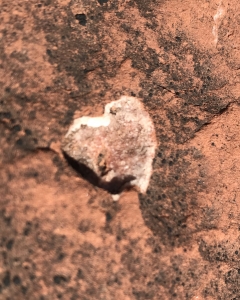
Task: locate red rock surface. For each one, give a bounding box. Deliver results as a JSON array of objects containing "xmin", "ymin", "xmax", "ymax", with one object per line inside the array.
[{"xmin": 1, "ymin": 0, "xmax": 240, "ymax": 299}]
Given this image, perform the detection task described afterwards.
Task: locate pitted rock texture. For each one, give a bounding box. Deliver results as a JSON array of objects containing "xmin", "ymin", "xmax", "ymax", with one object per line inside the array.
[{"xmin": 62, "ymin": 96, "xmax": 157, "ymax": 194}]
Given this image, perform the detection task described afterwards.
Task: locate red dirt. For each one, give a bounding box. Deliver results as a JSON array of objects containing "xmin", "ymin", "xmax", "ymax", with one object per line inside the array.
[{"xmin": 1, "ymin": 0, "xmax": 240, "ymax": 299}]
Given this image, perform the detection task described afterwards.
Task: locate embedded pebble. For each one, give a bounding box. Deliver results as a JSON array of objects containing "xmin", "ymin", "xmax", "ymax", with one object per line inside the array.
[{"xmin": 62, "ymin": 96, "xmax": 157, "ymax": 195}]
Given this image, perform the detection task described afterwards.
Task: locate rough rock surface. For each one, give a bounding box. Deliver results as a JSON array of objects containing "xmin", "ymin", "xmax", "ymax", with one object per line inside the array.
[
  {"xmin": 1, "ymin": 0, "xmax": 240, "ymax": 299},
  {"xmin": 62, "ymin": 96, "xmax": 156, "ymax": 194}
]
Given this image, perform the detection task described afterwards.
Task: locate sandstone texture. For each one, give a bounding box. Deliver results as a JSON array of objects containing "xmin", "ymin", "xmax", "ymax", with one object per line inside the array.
[{"xmin": 1, "ymin": 0, "xmax": 240, "ymax": 299}]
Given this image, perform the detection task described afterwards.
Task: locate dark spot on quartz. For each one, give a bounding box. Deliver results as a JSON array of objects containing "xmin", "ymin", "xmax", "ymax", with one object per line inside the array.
[{"xmin": 75, "ymin": 14, "xmax": 87, "ymax": 26}]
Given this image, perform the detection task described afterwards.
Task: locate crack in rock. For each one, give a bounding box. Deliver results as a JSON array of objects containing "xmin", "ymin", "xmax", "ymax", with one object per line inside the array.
[{"xmin": 62, "ymin": 96, "xmax": 157, "ymax": 195}]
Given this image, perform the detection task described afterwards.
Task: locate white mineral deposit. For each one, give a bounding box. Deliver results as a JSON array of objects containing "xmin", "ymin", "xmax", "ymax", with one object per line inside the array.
[{"xmin": 62, "ymin": 96, "xmax": 157, "ymax": 195}]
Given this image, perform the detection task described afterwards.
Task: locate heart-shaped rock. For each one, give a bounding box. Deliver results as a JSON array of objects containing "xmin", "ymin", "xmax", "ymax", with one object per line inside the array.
[{"xmin": 62, "ymin": 96, "xmax": 157, "ymax": 194}]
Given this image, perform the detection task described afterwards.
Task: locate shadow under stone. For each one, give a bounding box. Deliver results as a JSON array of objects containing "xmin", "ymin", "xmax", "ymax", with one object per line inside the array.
[{"xmin": 63, "ymin": 152, "xmax": 136, "ymax": 194}]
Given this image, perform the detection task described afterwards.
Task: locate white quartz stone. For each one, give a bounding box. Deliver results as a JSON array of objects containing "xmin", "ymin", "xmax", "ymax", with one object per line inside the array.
[{"xmin": 62, "ymin": 96, "xmax": 157, "ymax": 194}]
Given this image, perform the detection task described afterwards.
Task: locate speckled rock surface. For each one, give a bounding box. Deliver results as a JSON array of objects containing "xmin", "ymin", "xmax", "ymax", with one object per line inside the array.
[
  {"xmin": 1, "ymin": 0, "xmax": 240, "ymax": 299},
  {"xmin": 62, "ymin": 96, "xmax": 156, "ymax": 194}
]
